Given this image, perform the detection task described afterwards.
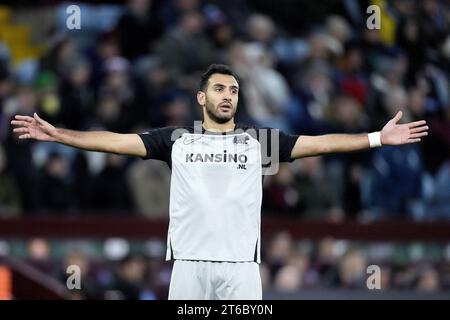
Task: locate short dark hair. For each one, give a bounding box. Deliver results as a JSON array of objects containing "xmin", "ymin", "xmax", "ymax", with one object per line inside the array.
[{"xmin": 199, "ymin": 64, "xmax": 239, "ymax": 91}]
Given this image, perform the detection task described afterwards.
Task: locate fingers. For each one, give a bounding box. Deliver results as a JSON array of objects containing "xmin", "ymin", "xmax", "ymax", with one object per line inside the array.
[
  {"xmin": 410, "ymin": 125, "xmax": 429, "ymax": 134},
  {"xmin": 34, "ymin": 112, "xmax": 46, "ymax": 125},
  {"xmin": 407, "ymin": 138, "xmax": 421, "ymax": 144},
  {"xmin": 11, "ymin": 123, "xmax": 31, "ymax": 139},
  {"xmin": 410, "ymin": 132, "xmax": 428, "ymax": 139},
  {"xmin": 409, "ymin": 122, "xmax": 429, "ymax": 139},
  {"xmin": 14, "ymin": 115, "xmax": 33, "ymax": 122},
  {"xmin": 10, "ymin": 120, "xmax": 30, "ymax": 127},
  {"xmin": 391, "ymin": 111, "xmax": 403, "ymax": 124},
  {"xmin": 13, "ymin": 127, "xmax": 29, "ymax": 133},
  {"xmin": 33, "ymin": 112, "xmax": 52, "ymax": 129},
  {"xmin": 408, "ymin": 120, "xmax": 427, "ymax": 128}
]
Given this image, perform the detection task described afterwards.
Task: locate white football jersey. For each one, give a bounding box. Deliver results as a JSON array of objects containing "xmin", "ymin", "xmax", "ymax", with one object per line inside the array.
[{"xmin": 139, "ymin": 125, "xmax": 298, "ymax": 263}]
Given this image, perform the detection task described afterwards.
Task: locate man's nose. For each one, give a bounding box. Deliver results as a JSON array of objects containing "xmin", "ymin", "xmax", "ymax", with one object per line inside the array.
[{"xmin": 223, "ymin": 94, "xmax": 232, "ymax": 102}]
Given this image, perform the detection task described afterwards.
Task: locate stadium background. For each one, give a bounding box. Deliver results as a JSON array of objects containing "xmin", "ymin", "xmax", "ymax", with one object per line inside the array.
[{"xmin": 0, "ymin": 0, "xmax": 449, "ymax": 299}]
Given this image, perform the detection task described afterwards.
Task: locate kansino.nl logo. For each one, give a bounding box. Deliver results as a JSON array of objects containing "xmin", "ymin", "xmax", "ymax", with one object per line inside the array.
[{"xmin": 170, "ymin": 122, "xmax": 281, "ymax": 175}]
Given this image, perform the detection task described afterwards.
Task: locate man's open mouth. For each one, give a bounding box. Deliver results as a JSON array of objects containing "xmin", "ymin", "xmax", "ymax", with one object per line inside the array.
[{"xmin": 218, "ymin": 103, "xmax": 232, "ymax": 112}]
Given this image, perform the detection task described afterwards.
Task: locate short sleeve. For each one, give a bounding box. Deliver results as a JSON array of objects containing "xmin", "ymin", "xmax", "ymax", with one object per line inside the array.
[
  {"xmin": 138, "ymin": 127, "xmax": 176, "ymax": 163},
  {"xmin": 278, "ymin": 130, "xmax": 299, "ymax": 163},
  {"xmin": 251, "ymin": 125, "xmax": 299, "ymax": 164}
]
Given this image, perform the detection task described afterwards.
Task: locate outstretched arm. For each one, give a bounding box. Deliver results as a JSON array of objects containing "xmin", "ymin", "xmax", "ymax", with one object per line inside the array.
[
  {"xmin": 291, "ymin": 111, "xmax": 429, "ymax": 159},
  {"xmin": 11, "ymin": 113, "xmax": 147, "ymax": 157}
]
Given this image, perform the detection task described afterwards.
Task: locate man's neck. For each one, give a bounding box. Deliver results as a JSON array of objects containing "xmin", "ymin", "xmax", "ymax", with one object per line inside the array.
[{"xmin": 202, "ymin": 119, "xmax": 236, "ymax": 133}]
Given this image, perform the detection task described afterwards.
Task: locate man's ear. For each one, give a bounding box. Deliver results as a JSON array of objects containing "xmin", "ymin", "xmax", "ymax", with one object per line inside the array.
[{"xmin": 197, "ymin": 91, "xmax": 205, "ymax": 106}]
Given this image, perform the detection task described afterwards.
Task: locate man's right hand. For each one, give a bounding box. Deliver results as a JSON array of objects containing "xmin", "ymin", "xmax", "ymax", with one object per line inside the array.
[
  {"xmin": 11, "ymin": 112, "xmax": 147, "ymax": 157},
  {"xmin": 11, "ymin": 113, "xmax": 58, "ymax": 142}
]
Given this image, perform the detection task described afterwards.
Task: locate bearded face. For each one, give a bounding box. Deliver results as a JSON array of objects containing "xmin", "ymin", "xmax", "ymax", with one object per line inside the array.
[
  {"xmin": 204, "ymin": 95, "xmax": 236, "ymax": 123},
  {"xmin": 198, "ymin": 73, "xmax": 239, "ymax": 124}
]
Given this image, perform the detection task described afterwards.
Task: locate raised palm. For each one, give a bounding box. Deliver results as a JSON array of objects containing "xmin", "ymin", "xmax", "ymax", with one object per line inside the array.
[
  {"xmin": 380, "ymin": 111, "xmax": 428, "ymax": 145},
  {"xmin": 11, "ymin": 113, "xmax": 57, "ymax": 142}
]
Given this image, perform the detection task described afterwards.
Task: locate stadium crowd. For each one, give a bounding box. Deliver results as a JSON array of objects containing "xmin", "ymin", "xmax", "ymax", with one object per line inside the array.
[
  {"xmin": 0, "ymin": 0, "xmax": 449, "ymax": 222},
  {"xmin": 4, "ymin": 234, "xmax": 447, "ymax": 299}
]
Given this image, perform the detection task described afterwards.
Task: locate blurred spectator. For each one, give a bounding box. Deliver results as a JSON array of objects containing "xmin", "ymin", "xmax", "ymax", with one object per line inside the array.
[
  {"xmin": 160, "ymin": 94, "xmax": 192, "ymax": 126},
  {"xmin": 158, "ymin": 0, "xmax": 201, "ymax": 30},
  {"xmin": 3, "ymin": 86, "xmax": 40, "ymax": 212},
  {"xmin": 90, "ymin": 153, "xmax": 134, "ymax": 214},
  {"xmin": 420, "ymin": 64, "xmax": 450, "ymax": 113},
  {"xmin": 259, "ymin": 263, "xmax": 271, "ymax": 292},
  {"xmin": 0, "ymin": 64, "xmax": 14, "ymax": 119},
  {"xmin": 37, "ymin": 152, "xmax": 75, "ymax": 213},
  {"xmin": 323, "ymin": 96, "xmax": 370, "ymax": 219},
  {"xmin": 71, "ymin": 151, "xmax": 93, "ymax": 210},
  {"xmin": 340, "ymin": 162, "xmax": 366, "ymax": 219},
  {"xmin": 378, "ymin": 264, "xmax": 393, "ymax": 291},
  {"xmin": 4, "ymin": 85, "xmax": 38, "ymax": 117},
  {"xmin": 205, "ymin": 0, "xmax": 253, "ymax": 38},
  {"xmin": 422, "ymin": 161, "xmax": 450, "ymax": 220},
  {"xmin": 156, "ymin": 11, "xmax": 215, "ymax": 91},
  {"xmin": 359, "ymin": 26, "xmax": 390, "ymax": 78},
  {"xmin": 312, "ymin": 237, "xmax": 340, "ymax": 286},
  {"xmin": 407, "ymin": 86, "xmax": 427, "ymax": 121},
  {"xmin": 418, "ymin": 0, "xmax": 450, "ymax": 59},
  {"xmin": 361, "ymin": 144, "xmax": 423, "ymax": 220},
  {"xmin": 204, "ymin": 5, "xmax": 234, "ymax": 63},
  {"xmin": 228, "ymin": 41, "xmax": 291, "ymax": 130},
  {"xmin": 93, "ymin": 56, "xmax": 138, "ymax": 131},
  {"xmin": 422, "ymin": 105, "xmax": 450, "ymax": 175},
  {"xmin": 291, "ymin": 57, "xmax": 335, "ymax": 135},
  {"xmin": 0, "ymin": 145, "xmax": 21, "ymax": 216},
  {"xmin": 293, "ymin": 158, "xmax": 343, "ymax": 220},
  {"xmin": 415, "ymin": 265, "xmax": 441, "ymax": 292},
  {"xmin": 396, "ymin": 12, "xmax": 427, "ymax": 84},
  {"xmin": 39, "ymin": 36, "xmax": 78, "ymax": 78},
  {"xmin": 367, "ymin": 53, "xmax": 409, "ymax": 130},
  {"xmin": 134, "ymin": 60, "xmax": 183, "ymax": 128},
  {"xmin": 264, "ymin": 231, "xmax": 293, "ymax": 280},
  {"xmin": 336, "ymin": 45, "xmax": 369, "ymax": 106},
  {"xmin": 89, "ymin": 93, "xmax": 129, "ymax": 132},
  {"xmin": 116, "ymin": 0, "xmax": 162, "ymax": 60},
  {"xmin": 246, "ymin": 13, "xmax": 276, "ymax": 47},
  {"xmin": 325, "ymin": 15, "xmax": 352, "ymax": 47},
  {"xmin": 333, "ymin": 247, "xmax": 367, "ymax": 289},
  {"xmin": 58, "ymin": 248, "xmax": 105, "ymax": 300},
  {"xmin": 88, "ymin": 32, "xmax": 121, "ymax": 91},
  {"xmin": 273, "ymin": 249, "xmax": 310, "ymax": 292},
  {"xmin": 265, "ymin": 157, "xmax": 344, "ymax": 221},
  {"xmin": 126, "ymin": 158, "xmax": 171, "ymax": 217},
  {"xmin": 110, "ymin": 254, "xmax": 152, "ymax": 300},
  {"xmin": 25, "ymin": 238, "xmax": 55, "ymax": 275},
  {"xmin": 58, "ymin": 57, "xmax": 94, "ymax": 130},
  {"xmin": 326, "ymin": 95, "xmax": 367, "ymax": 132},
  {"xmin": 263, "ymin": 164, "xmax": 301, "ymax": 215},
  {"xmin": 100, "ymin": 57, "xmax": 134, "ymax": 107}
]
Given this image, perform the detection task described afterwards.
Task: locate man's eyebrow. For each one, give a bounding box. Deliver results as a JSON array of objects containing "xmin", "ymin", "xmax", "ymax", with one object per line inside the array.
[{"xmin": 211, "ymin": 83, "xmax": 239, "ymax": 90}]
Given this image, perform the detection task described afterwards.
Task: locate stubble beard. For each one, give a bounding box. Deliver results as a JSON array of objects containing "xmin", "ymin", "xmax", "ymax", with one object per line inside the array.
[{"xmin": 204, "ymin": 98, "xmax": 235, "ymax": 124}]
